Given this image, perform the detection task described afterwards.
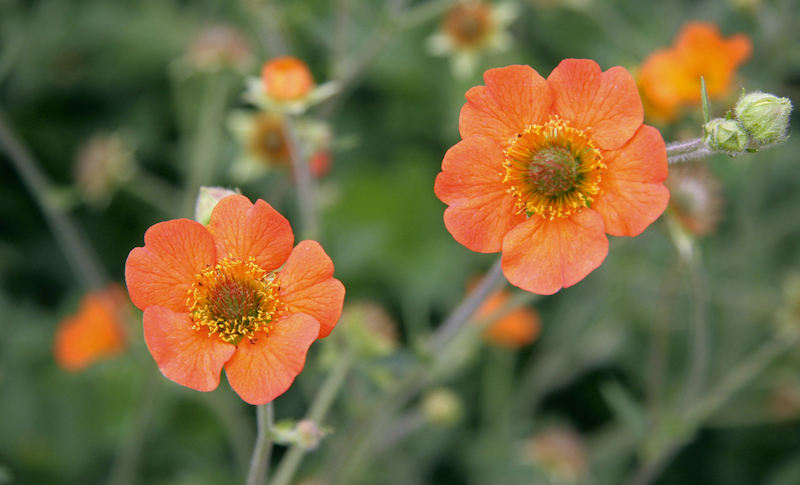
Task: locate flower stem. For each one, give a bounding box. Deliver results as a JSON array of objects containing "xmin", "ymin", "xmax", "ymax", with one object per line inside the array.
[
  {"xmin": 0, "ymin": 106, "xmax": 107, "ymax": 291},
  {"xmin": 666, "ymin": 138, "xmax": 713, "ymax": 164},
  {"xmin": 679, "ymin": 247, "xmax": 710, "ymax": 409},
  {"xmin": 105, "ymin": 371, "xmax": 159, "ymax": 485},
  {"xmin": 629, "ymin": 328, "xmax": 800, "ymax": 485},
  {"xmin": 429, "ymin": 257, "xmax": 504, "ymax": 352},
  {"xmin": 181, "ymin": 72, "xmax": 230, "ymax": 218},
  {"xmin": 246, "ymin": 401, "xmax": 275, "ymax": 485},
  {"xmin": 270, "ymin": 353, "xmax": 353, "ymax": 485},
  {"xmin": 285, "ymin": 116, "xmax": 319, "ymax": 241}
]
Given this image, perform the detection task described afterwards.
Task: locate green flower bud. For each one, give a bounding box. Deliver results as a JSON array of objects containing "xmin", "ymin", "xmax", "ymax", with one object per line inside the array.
[
  {"xmin": 734, "ymin": 91, "xmax": 792, "ymax": 146},
  {"xmin": 194, "ymin": 186, "xmax": 240, "ymax": 225},
  {"xmin": 422, "ymin": 388, "xmax": 464, "ymax": 427},
  {"xmin": 339, "ymin": 302, "xmax": 399, "ymax": 359},
  {"xmin": 703, "ymin": 118, "xmax": 749, "ymax": 154}
]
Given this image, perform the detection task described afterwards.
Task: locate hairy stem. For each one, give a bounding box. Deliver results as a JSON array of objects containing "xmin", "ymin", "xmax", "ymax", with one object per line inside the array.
[
  {"xmin": 270, "ymin": 353, "xmax": 353, "ymax": 485},
  {"xmin": 246, "ymin": 401, "xmax": 275, "ymax": 485}
]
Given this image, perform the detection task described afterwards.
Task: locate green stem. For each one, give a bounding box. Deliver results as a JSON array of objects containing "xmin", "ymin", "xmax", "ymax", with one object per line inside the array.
[
  {"xmin": 629, "ymin": 329, "xmax": 800, "ymax": 485},
  {"xmin": 679, "ymin": 247, "xmax": 710, "ymax": 409},
  {"xmin": 105, "ymin": 371, "xmax": 159, "ymax": 485},
  {"xmin": 181, "ymin": 73, "xmax": 230, "ymax": 218},
  {"xmin": 429, "ymin": 257, "xmax": 504, "ymax": 352},
  {"xmin": 284, "ymin": 116, "xmax": 319, "ymax": 241},
  {"xmin": 270, "ymin": 353, "xmax": 353, "ymax": 485},
  {"xmin": 246, "ymin": 401, "xmax": 275, "ymax": 485},
  {"xmin": 0, "ymin": 107, "xmax": 107, "ymax": 290}
]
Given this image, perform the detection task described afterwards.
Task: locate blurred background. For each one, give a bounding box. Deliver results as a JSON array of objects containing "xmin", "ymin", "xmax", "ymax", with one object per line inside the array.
[{"xmin": 1, "ymin": 0, "xmax": 800, "ymax": 484}]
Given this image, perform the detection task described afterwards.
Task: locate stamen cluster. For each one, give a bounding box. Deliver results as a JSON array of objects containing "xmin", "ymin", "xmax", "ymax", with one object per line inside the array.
[
  {"xmin": 188, "ymin": 257, "xmax": 284, "ymax": 343},
  {"xmin": 503, "ymin": 118, "xmax": 605, "ymax": 220}
]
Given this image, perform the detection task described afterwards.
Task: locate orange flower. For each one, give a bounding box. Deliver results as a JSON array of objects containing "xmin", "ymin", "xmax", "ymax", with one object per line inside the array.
[
  {"xmin": 125, "ymin": 195, "xmax": 345, "ymax": 404},
  {"xmin": 262, "ymin": 56, "xmax": 316, "ymax": 101},
  {"xmin": 434, "ymin": 60, "xmax": 669, "ymax": 295},
  {"xmin": 476, "ymin": 288, "xmax": 540, "ymax": 348},
  {"xmin": 54, "ymin": 284, "xmax": 128, "ymax": 372},
  {"xmin": 638, "ymin": 21, "xmax": 752, "ymax": 122}
]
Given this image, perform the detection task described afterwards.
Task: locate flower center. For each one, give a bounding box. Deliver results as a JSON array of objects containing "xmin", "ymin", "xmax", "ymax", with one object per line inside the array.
[
  {"xmin": 504, "ymin": 118, "xmax": 605, "ymax": 220},
  {"xmin": 188, "ymin": 257, "xmax": 284, "ymax": 344},
  {"xmin": 444, "ymin": 2, "xmax": 493, "ymax": 47},
  {"xmin": 249, "ymin": 115, "xmax": 291, "ymax": 166}
]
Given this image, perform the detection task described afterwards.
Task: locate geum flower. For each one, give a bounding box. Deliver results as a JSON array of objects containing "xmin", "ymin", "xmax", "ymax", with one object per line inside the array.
[
  {"xmin": 435, "ymin": 59, "xmax": 669, "ymax": 295},
  {"xmin": 638, "ymin": 21, "xmax": 752, "ymax": 123},
  {"xmin": 125, "ymin": 195, "xmax": 345, "ymax": 405},
  {"xmin": 54, "ymin": 283, "xmax": 128, "ymax": 372}
]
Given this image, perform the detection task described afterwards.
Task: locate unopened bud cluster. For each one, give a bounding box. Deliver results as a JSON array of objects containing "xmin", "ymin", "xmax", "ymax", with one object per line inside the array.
[{"xmin": 703, "ymin": 91, "xmax": 792, "ymax": 155}]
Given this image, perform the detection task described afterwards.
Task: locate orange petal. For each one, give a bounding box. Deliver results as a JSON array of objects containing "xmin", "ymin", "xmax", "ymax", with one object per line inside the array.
[
  {"xmin": 279, "ymin": 240, "xmax": 345, "ymax": 338},
  {"xmin": 459, "ymin": 65, "xmax": 552, "ymax": 145},
  {"xmin": 54, "ymin": 285, "xmax": 127, "ymax": 372},
  {"xmin": 143, "ymin": 306, "xmax": 236, "ymax": 392},
  {"xmin": 224, "ymin": 312, "xmax": 320, "ymax": 405},
  {"xmin": 207, "ymin": 195, "xmax": 294, "ymax": 272},
  {"xmin": 674, "ymin": 22, "xmax": 752, "ymax": 99},
  {"xmin": 126, "ymin": 219, "xmax": 217, "ymax": 312},
  {"xmin": 501, "ymin": 210, "xmax": 608, "ymax": 295},
  {"xmin": 434, "ymin": 136, "xmax": 525, "ymax": 253},
  {"xmin": 595, "ymin": 125, "xmax": 670, "ymax": 237},
  {"xmin": 549, "ymin": 59, "xmax": 643, "ymax": 150}
]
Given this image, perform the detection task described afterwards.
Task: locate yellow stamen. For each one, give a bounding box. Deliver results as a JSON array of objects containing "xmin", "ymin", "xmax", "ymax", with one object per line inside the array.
[
  {"xmin": 504, "ymin": 117, "xmax": 605, "ymax": 220},
  {"xmin": 187, "ymin": 257, "xmax": 285, "ymax": 344}
]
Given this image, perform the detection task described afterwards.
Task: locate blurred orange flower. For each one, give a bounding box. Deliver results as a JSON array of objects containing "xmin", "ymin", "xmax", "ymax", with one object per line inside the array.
[
  {"xmin": 475, "ymin": 288, "xmax": 540, "ymax": 348},
  {"xmin": 262, "ymin": 56, "xmax": 316, "ymax": 102},
  {"xmin": 638, "ymin": 21, "xmax": 752, "ymax": 123},
  {"xmin": 125, "ymin": 195, "xmax": 345, "ymax": 405},
  {"xmin": 435, "ymin": 60, "xmax": 669, "ymax": 294},
  {"xmin": 54, "ymin": 284, "xmax": 128, "ymax": 372}
]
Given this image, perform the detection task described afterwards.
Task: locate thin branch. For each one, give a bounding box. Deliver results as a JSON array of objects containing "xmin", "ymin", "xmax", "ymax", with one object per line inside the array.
[{"xmin": 0, "ymin": 107, "xmax": 107, "ymax": 290}]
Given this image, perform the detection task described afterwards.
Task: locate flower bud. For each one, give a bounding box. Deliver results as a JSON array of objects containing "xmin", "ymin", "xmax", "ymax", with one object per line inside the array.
[
  {"xmin": 74, "ymin": 133, "xmax": 136, "ymax": 204},
  {"xmin": 271, "ymin": 419, "xmax": 329, "ymax": 451},
  {"xmin": 422, "ymin": 388, "xmax": 464, "ymax": 427},
  {"xmin": 734, "ymin": 91, "xmax": 792, "ymax": 145},
  {"xmin": 524, "ymin": 428, "xmax": 588, "ymax": 484},
  {"xmin": 338, "ymin": 302, "xmax": 399, "ymax": 359},
  {"xmin": 703, "ymin": 118, "xmax": 749, "ymax": 154},
  {"xmin": 194, "ymin": 187, "xmax": 240, "ymax": 225}
]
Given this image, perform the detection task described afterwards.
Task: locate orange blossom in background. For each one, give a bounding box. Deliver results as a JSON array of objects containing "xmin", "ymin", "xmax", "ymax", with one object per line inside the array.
[
  {"xmin": 125, "ymin": 195, "xmax": 345, "ymax": 405},
  {"xmin": 435, "ymin": 59, "xmax": 669, "ymax": 295},
  {"xmin": 54, "ymin": 283, "xmax": 128, "ymax": 372},
  {"xmin": 638, "ymin": 21, "xmax": 752, "ymax": 123},
  {"xmin": 477, "ymin": 288, "xmax": 540, "ymax": 349}
]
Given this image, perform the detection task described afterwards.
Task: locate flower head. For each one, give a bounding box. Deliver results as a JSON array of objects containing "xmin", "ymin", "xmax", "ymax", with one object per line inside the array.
[
  {"xmin": 54, "ymin": 284, "xmax": 128, "ymax": 372},
  {"xmin": 125, "ymin": 195, "xmax": 345, "ymax": 404},
  {"xmin": 426, "ymin": 1, "xmax": 518, "ymax": 79},
  {"xmin": 245, "ymin": 57, "xmax": 338, "ymax": 114},
  {"xmin": 262, "ymin": 56, "xmax": 316, "ymax": 101},
  {"xmin": 434, "ymin": 60, "xmax": 669, "ymax": 294},
  {"xmin": 74, "ymin": 133, "xmax": 136, "ymax": 205},
  {"xmin": 228, "ymin": 111, "xmax": 332, "ymax": 182},
  {"xmin": 638, "ymin": 21, "xmax": 752, "ymax": 123}
]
